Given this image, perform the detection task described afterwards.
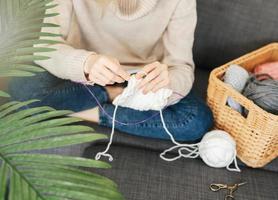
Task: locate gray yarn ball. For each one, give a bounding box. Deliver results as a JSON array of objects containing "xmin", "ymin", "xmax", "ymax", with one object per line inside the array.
[
  {"xmin": 224, "ymin": 64, "xmax": 250, "ymax": 113},
  {"xmin": 224, "ymin": 64, "xmax": 250, "ymax": 92},
  {"xmin": 243, "ymin": 75, "xmax": 278, "ymax": 115}
]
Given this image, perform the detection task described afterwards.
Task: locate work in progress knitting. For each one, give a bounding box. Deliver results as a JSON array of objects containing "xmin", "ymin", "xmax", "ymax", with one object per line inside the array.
[{"xmin": 86, "ymin": 75, "xmax": 241, "ymax": 172}]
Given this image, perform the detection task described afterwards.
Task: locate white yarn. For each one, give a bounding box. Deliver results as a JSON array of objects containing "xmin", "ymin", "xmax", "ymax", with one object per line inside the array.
[
  {"xmin": 113, "ymin": 76, "xmax": 173, "ymax": 111},
  {"xmin": 95, "ymin": 105, "xmax": 119, "ymax": 162},
  {"xmin": 159, "ymin": 110, "xmax": 200, "ymax": 161},
  {"xmin": 224, "ymin": 64, "xmax": 249, "ymax": 113},
  {"xmin": 95, "ymin": 76, "xmax": 240, "ymax": 172},
  {"xmin": 198, "ymin": 130, "xmax": 240, "ymax": 172},
  {"xmin": 160, "ymin": 110, "xmax": 240, "ymax": 172}
]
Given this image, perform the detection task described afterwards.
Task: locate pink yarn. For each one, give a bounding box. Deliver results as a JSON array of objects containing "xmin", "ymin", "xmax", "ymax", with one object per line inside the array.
[{"xmin": 254, "ymin": 61, "xmax": 278, "ymax": 80}]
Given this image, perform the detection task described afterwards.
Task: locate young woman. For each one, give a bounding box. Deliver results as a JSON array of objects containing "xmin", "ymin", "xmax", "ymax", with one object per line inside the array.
[{"xmin": 9, "ymin": 0, "xmax": 213, "ymax": 141}]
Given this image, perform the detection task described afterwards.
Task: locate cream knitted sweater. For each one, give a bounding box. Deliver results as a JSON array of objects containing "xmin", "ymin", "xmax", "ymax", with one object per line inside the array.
[{"xmin": 37, "ymin": 0, "xmax": 197, "ymax": 102}]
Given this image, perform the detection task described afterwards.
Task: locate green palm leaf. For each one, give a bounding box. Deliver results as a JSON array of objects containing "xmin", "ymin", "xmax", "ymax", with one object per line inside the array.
[
  {"xmin": 0, "ymin": 101, "xmax": 123, "ymax": 200},
  {"xmin": 0, "ymin": 0, "xmax": 59, "ymax": 77},
  {"xmin": 0, "ymin": 90, "xmax": 10, "ymax": 98},
  {"xmin": 0, "ymin": 0, "xmax": 124, "ymax": 199}
]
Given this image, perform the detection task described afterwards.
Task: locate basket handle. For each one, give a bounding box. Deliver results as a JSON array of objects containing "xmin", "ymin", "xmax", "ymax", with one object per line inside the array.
[{"xmin": 223, "ymin": 92, "xmax": 256, "ymax": 126}]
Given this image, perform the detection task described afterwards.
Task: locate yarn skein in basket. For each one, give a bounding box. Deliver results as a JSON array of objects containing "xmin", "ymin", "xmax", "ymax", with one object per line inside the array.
[
  {"xmin": 223, "ymin": 64, "xmax": 250, "ymax": 113},
  {"xmin": 243, "ymin": 74, "xmax": 278, "ymax": 115},
  {"xmin": 254, "ymin": 61, "xmax": 278, "ymax": 80}
]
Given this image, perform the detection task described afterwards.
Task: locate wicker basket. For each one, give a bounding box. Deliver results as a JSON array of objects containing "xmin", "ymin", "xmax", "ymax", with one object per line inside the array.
[{"xmin": 207, "ymin": 43, "xmax": 278, "ymax": 168}]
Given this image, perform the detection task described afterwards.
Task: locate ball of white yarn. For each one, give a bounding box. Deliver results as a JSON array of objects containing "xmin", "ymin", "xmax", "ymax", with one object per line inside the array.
[
  {"xmin": 224, "ymin": 64, "xmax": 249, "ymax": 92},
  {"xmin": 198, "ymin": 130, "xmax": 237, "ymax": 168}
]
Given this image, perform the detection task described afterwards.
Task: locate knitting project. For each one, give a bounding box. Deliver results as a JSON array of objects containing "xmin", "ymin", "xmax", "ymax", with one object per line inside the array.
[
  {"xmin": 113, "ymin": 76, "xmax": 173, "ymax": 111},
  {"xmin": 95, "ymin": 76, "xmax": 173, "ymax": 161},
  {"xmin": 95, "ymin": 76, "xmax": 240, "ymax": 172}
]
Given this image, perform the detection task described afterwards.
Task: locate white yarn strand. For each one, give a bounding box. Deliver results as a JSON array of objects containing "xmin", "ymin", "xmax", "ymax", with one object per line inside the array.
[
  {"xmin": 159, "ymin": 109, "xmax": 200, "ymax": 161},
  {"xmin": 226, "ymin": 152, "xmax": 241, "ymax": 172},
  {"xmin": 95, "ymin": 105, "xmax": 119, "ymax": 162}
]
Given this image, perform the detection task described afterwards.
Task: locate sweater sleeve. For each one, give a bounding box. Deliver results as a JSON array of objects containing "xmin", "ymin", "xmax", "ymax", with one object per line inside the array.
[
  {"xmin": 35, "ymin": 0, "xmax": 95, "ymax": 82},
  {"xmin": 162, "ymin": 0, "xmax": 197, "ymax": 104}
]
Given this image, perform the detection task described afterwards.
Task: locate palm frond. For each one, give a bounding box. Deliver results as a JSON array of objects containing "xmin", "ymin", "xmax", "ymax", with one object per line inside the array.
[
  {"xmin": 0, "ymin": 0, "xmax": 60, "ymax": 77},
  {"xmin": 0, "ymin": 0, "xmax": 124, "ymax": 199},
  {"xmin": 0, "ymin": 101, "xmax": 123, "ymax": 200},
  {"xmin": 0, "ymin": 90, "xmax": 10, "ymax": 98}
]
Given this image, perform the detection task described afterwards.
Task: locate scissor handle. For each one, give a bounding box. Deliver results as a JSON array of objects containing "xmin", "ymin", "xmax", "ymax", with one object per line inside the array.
[
  {"xmin": 225, "ymin": 194, "xmax": 235, "ymax": 200},
  {"xmin": 210, "ymin": 184, "xmax": 227, "ymax": 192}
]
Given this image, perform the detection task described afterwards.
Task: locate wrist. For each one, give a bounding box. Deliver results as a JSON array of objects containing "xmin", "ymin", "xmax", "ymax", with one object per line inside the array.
[{"xmin": 83, "ymin": 53, "xmax": 99, "ymax": 81}]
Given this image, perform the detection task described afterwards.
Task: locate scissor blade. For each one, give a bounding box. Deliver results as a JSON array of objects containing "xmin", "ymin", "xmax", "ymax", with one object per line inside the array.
[{"xmin": 238, "ymin": 182, "xmax": 247, "ymax": 187}]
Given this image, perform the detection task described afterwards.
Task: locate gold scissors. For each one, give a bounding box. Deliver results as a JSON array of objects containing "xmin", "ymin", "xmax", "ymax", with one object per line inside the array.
[{"xmin": 210, "ymin": 182, "xmax": 247, "ymax": 200}]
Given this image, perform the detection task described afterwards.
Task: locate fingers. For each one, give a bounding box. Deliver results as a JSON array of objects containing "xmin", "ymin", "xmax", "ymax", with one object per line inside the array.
[
  {"xmin": 135, "ymin": 62, "xmax": 169, "ymax": 93},
  {"xmin": 142, "ymin": 77, "xmax": 163, "ymax": 94},
  {"xmin": 151, "ymin": 79, "xmax": 170, "ymax": 93},
  {"xmin": 141, "ymin": 70, "xmax": 170, "ymax": 94},
  {"xmin": 88, "ymin": 71, "xmax": 109, "ymax": 86},
  {"xmin": 136, "ymin": 62, "xmax": 160, "ymax": 79},
  {"xmin": 87, "ymin": 55, "xmax": 129, "ymax": 86},
  {"xmin": 100, "ymin": 57, "xmax": 130, "ymax": 81},
  {"xmin": 92, "ymin": 77, "xmax": 107, "ymax": 86},
  {"xmin": 98, "ymin": 66, "xmax": 125, "ymax": 83},
  {"xmin": 138, "ymin": 67, "xmax": 162, "ymax": 89}
]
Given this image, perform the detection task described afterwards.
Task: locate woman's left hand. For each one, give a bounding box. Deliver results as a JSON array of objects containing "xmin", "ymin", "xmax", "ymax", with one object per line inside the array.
[{"xmin": 136, "ymin": 61, "xmax": 170, "ymax": 94}]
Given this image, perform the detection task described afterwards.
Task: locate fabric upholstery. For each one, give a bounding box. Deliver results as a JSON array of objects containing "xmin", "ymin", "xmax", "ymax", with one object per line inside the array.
[
  {"xmin": 89, "ymin": 122, "xmax": 278, "ymax": 173},
  {"xmin": 84, "ymin": 145, "xmax": 278, "ymax": 200},
  {"xmin": 194, "ymin": 0, "xmax": 278, "ymax": 69}
]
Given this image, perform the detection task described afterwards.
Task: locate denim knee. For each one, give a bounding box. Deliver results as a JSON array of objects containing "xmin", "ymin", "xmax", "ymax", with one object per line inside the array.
[
  {"xmin": 174, "ymin": 102, "xmax": 214, "ymax": 141},
  {"xmin": 99, "ymin": 100, "xmax": 214, "ymax": 142},
  {"xmin": 8, "ymin": 72, "xmax": 109, "ymax": 112},
  {"xmin": 8, "ymin": 72, "xmax": 61, "ymax": 102}
]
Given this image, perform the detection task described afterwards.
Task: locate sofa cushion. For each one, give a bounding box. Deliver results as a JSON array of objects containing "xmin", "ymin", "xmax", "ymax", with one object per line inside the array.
[
  {"xmin": 87, "ymin": 123, "xmax": 278, "ymax": 173},
  {"xmin": 84, "ymin": 145, "xmax": 278, "ymax": 200},
  {"xmin": 192, "ymin": 68, "xmax": 211, "ymax": 100},
  {"xmin": 194, "ymin": 0, "xmax": 278, "ymax": 69}
]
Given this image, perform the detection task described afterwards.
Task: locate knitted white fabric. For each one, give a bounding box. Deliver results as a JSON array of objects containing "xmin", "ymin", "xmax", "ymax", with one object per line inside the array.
[{"xmin": 113, "ymin": 76, "xmax": 173, "ymax": 111}]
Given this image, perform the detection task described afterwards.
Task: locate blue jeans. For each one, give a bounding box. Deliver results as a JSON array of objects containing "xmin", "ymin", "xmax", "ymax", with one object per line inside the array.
[{"xmin": 9, "ymin": 72, "xmax": 213, "ymax": 142}]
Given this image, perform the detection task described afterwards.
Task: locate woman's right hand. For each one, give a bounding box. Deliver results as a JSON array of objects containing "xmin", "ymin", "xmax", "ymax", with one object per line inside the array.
[{"xmin": 84, "ymin": 54, "xmax": 130, "ymax": 86}]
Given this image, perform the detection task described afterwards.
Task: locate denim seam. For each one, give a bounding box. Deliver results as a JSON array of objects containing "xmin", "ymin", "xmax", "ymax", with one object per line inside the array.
[
  {"xmin": 41, "ymin": 83, "xmax": 109, "ymax": 105},
  {"xmin": 99, "ymin": 109, "xmax": 197, "ymax": 129},
  {"xmin": 133, "ymin": 112, "xmax": 196, "ymax": 129},
  {"xmin": 98, "ymin": 95, "xmax": 200, "ymax": 129}
]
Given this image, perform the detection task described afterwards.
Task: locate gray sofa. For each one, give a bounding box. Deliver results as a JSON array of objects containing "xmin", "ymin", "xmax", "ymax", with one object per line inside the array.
[{"xmin": 55, "ymin": 0, "xmax": 278, "ymax": 199}]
